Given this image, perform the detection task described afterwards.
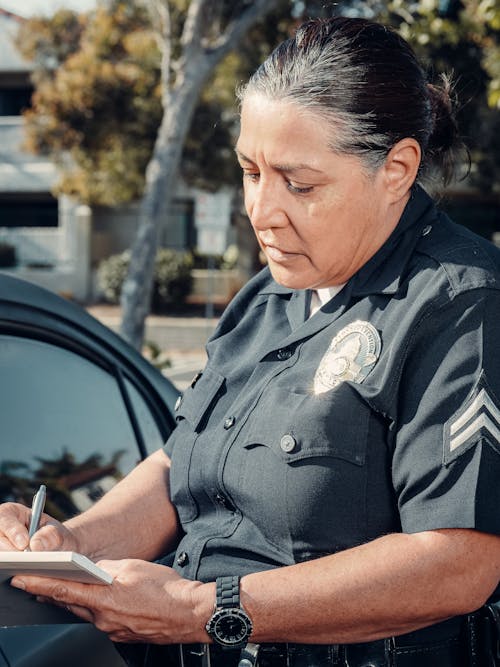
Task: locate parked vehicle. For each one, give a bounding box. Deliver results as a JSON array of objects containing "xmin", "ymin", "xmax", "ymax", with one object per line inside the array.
[{"xmin": 0, "ymin": 273, "xmax": 180, "ymax": 666}]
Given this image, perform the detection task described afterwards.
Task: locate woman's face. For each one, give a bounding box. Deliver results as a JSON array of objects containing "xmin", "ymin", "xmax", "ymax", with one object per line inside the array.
[{"xmin": 236, "ymin": 94, "xmax": 408, "ymax": 290}]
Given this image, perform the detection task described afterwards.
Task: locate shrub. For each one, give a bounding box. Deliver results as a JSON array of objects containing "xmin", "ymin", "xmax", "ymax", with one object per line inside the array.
[
  {"xmin": 221, "ymin": 244, "xmax": 238, "ymax": 270},
  {"xmin": 192, "ymin": 250, "xmax": 223, "ymax": 269},
  {"xmin": 192, "ymin": 245, "xmax": 238, "ymax": 270},
  {"xmin": 97, "ymin": 251, "xmax": 130, "ymax": 303},
  {"xmin": 152, "ymin": 248, "xmax": 193, "ymax": 311},
  {"xmin": 97, "ymin": 248, "xmax": 193, "ymax": 310},
  {"xmin": 0, "ymin": 242, "xmax": 17, "ymax": 268}
]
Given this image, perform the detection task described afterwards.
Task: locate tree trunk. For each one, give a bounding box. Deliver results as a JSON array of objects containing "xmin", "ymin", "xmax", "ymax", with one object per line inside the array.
[
  {"xmin": 119, "ymin": 78, "xmax": 204, "ymax": 349},
  {"xmin": 119, "ymin": 0, "xmax": 281, "ymax": 350}
]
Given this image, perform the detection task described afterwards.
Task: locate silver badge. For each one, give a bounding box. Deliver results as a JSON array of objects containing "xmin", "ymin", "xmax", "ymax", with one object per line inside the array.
[{"xmin": 313, "ymin": 320, "xmax": 381, "ymax": 394}]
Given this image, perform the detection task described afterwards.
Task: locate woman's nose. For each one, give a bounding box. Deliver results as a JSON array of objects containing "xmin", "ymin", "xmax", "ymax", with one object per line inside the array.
[{"xmin": 246, "ymin": 182, "xmax": 288, "ymax": 231}]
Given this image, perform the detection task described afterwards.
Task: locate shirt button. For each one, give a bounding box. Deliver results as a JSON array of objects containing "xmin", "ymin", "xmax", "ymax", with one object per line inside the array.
[
  {"xmin": 223, "ymin": 416, "xmax": 236, "ymax": 429},
  {"xmin": 174, "ymin": 395, "xmax": 182, "ymax": 411},
  {"xmin": 422, "ymin": 225, "xmax": 432, "ymax": 236},
  {"xmin": 176, "ymin": 551, "xmax": 189, "ymax": 567},
  {"xmin": 215, "ymin": 492, "xmax": 235, "ymax": 511},
  {"xmin": 280, "ymin": 434, "xmax": 297, "ymax": 453},
  {"xmin": 277, "ymin": 348, "xmax": 292, "ymax": 361}
]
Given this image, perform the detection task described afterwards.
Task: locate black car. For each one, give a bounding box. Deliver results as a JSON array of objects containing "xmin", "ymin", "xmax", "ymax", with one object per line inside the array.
[{"xmin": 0, "ymin": 273, "xmax": 180, "ymax": 666}]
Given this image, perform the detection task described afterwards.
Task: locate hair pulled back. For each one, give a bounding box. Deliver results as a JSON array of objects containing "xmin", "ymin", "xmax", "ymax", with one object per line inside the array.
[{"xmin": 239, "ymin": 17, "xmax": 460, "ymax": 184}]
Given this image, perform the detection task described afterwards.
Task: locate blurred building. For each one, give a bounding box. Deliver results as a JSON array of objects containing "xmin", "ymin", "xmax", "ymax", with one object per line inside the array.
[{"xmin": 0, "ymin": 7, "xmax": 234, "ymax": 302}]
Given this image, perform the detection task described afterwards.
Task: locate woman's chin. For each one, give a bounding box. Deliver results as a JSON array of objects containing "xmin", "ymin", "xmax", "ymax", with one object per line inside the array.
[{"xmin": 268, "ymin": 265, "xmax": 313, "ymax": 290}]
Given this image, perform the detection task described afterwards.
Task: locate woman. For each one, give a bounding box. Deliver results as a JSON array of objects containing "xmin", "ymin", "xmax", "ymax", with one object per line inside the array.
[{"xmin": 1, "ymin": 16, "xmax": 500, "ymax": 667}]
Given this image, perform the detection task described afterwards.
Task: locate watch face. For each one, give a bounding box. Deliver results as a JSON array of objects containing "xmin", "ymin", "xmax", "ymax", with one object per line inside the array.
[{"xmin": 207, "ymin": 608, "xmax": 252, "ymax": 647}]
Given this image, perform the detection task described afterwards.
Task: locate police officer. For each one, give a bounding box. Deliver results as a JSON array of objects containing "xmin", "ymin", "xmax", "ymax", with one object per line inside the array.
[{"xmin": 1, "ymin": 16, "xmax": 500, "ymax": 667}]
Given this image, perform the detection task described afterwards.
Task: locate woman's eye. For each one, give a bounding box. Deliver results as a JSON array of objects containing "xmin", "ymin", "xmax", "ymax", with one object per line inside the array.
[
  {"xmin": 242, "ymin": 171, "xmax": 259, "ymax": 182},
  {"xmin": 240, "ymin": 170, "xmax": 313, "ymax": 193},
  {"xmin": 287, "ymin": 182, "xmax": 314, "ymax": 194}
]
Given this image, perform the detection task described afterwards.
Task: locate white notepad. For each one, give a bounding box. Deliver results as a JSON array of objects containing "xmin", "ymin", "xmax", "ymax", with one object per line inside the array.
[{"xmin": 0, "ymin": 551, "xmax": 113, "ymax": 584}]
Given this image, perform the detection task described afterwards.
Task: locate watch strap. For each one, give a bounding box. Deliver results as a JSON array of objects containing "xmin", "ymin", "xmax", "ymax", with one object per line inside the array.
[{"xmin": 216, "ymin": 575, "xmax": 240, "ymax": 609}]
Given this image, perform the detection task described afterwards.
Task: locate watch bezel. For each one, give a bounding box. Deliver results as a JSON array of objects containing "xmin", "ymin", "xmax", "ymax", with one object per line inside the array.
[{"xmin": 205, "ymin": 607, "xmax": 253, "ymax": 648}]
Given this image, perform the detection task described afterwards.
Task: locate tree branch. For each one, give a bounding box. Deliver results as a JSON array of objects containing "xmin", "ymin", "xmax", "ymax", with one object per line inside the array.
[
  {"xmin": 145, "ymin": 0, "xmax": 173, "ymax": 99},
  {"xmin": 208, "ymin": 0, "xmax": 281, "ymax": 61},
  {"xmin": 180, "ymin": 0, "xmax": 211, "ymax": 57}
]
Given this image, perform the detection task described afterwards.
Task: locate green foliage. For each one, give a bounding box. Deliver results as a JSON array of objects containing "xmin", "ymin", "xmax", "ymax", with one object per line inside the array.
[
  {"xmin": 361, "ymin": 0, "xmax": 500, "ymax": 191},
  {"xmin": 96, "ymin": 250, "xmax": 130, "ymax": 303},
  {"xmin": 15, "ymin": 9, "xmax": 84, "ymax": 72},
  {"xmin": 0, "ymin": 242, "xmax": 17, "ymax": 268},
  {"xmin": 152, "ymin": 248, "xmax": 194, "ymax": 311},
  {"xmin": 18, "ymin": 3, "xmax": 162, "ymax": 205},
  {"xmin": 221, "ymin": 244, "xmax": 239, "ymax": 270},
  {"xmin": 142, "ymin": 340, "xmax": 172, "ymax": 372},
  {"xmin": 97, "ymin": 248, "xmax": 194, "ymax": 310},
  {"xmin": 192, "ymin": 245, "xmax": 239, "ymax": 270}
]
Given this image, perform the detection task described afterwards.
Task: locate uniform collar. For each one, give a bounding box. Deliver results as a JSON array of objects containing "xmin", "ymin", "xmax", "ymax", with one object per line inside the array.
[{"xmin": 350, "ymin": 184, "xmax": 436, "ymax": 296}]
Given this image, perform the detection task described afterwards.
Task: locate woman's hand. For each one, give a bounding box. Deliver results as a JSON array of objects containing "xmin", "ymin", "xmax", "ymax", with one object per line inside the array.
[
  {"xmin": 0, "ymin": 502, "xmax": 79, "ymax": 552},
  {"xmin": 10, "ymin": 560, "xmax": 213, "ymax": 645}
]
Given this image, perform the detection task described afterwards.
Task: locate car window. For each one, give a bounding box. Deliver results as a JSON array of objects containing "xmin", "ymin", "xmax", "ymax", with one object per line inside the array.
[{"xmin": 0, "ymin": 334, "xmax": 159, "ymax": 519}]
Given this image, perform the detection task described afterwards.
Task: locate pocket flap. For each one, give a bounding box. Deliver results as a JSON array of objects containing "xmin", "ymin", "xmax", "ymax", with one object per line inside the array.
[
  {"xmin": 242, "ymin": 384, "xmax": 368, "ymax": 466},
  {"xmin": 175, "ymin": 367, "xmax": 225, "ymax": 431}
]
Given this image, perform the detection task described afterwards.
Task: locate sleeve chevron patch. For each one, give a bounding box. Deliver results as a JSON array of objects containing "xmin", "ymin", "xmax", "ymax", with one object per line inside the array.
[{"xmin": 444, "ymin": 379, "xmax": 500, "ymax": 465}]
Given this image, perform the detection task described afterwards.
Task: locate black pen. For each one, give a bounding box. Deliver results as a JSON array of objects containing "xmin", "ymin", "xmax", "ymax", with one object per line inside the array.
[{"xmin": 25, "ymin": 484, "xmax": 46, "ymax": 551}]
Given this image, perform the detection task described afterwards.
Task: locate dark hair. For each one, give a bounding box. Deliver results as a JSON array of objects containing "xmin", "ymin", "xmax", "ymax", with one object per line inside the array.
[{"xmin": 238, "ymin": 17, "xmax": 461, "ymax": 184}]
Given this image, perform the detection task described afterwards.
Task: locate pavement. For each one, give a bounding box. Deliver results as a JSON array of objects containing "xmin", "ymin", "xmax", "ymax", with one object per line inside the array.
[{"xmin": 86, "ymin": 304, "xmax": 217, "ymax": 390}]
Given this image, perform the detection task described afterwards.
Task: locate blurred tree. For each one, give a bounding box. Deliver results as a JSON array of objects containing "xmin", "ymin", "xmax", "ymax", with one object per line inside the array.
[
  {"xmin": 17, "ymin": 4, "xmax": 162, "ymax": 204},
  {"xmin": 379, "ymin": 0, "xmax": 500, "ymax": 191},
  {"xmin": 118, "ymin": 0, "xmax": 282, "ymax": 348},
  {"xmin": 16, "ymin": 9, "xmax": 85, "ymax": 69}
]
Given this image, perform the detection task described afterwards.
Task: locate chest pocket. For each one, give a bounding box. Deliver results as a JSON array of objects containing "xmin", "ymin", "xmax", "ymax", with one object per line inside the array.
[
  {"xmin": 175, "ymin": 367, "xmax": 225, "ymax": 432},
  {"xmin": 169, "ymin": 367, "xmax": 225, "ymax": 523},
  {"xmin": 228, "ymin": 382, "xmax": 371, "ymax": 556},
  {"xmin": 241, "ymin": 382, "xmax": 368, "ymax": 465}
]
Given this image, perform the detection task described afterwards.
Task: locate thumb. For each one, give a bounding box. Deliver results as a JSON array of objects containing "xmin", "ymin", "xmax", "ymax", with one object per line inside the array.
[{"xmin": 29, "ymin": 520, "xmax": 75, "ymax": 552}]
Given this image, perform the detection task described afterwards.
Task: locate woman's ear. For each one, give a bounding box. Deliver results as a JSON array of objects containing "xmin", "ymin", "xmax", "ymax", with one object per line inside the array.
[{"xmin": 383, "ymin": 138, "xmax": 421, "ymax": 200}]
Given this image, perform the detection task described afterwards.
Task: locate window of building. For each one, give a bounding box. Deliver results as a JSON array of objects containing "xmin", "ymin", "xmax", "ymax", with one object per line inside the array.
[
  {"xmin": 0, "ymin": 86, "xmax": 32, "ymax": 116},
  {"xmin": 0, "ymin": 195, "xmax": 58, "ymax": 227}
]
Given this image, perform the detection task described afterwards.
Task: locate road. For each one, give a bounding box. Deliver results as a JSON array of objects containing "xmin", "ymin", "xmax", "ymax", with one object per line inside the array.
[{"xmin": 163, "ymin": 352, "xmax": 208, "ymax": 390}]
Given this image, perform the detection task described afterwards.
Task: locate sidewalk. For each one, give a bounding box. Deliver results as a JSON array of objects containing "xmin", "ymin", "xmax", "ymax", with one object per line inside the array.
[{"xmin": 86, "ymin": 304, "xmax": 217, "ymax": 389}]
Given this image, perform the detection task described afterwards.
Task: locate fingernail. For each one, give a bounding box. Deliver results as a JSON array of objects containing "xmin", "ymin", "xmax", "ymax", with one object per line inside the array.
[{"xmin": 11, "ymin": 578, "xmax": 25, "ymax": 591}]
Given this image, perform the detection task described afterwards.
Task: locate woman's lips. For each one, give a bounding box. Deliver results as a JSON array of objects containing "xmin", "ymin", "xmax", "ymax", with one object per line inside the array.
[{"xmin": 264, "ymin": 244, "xmax": 299, "ymax": 262}]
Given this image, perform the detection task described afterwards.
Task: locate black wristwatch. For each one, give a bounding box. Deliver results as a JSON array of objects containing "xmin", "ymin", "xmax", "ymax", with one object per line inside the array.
[{"xmin": 205, "ymin": 575, "xmax": 253, "ymax": 648}]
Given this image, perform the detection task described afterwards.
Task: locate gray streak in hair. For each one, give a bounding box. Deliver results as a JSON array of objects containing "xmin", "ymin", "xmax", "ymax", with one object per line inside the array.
[{"xmin": 238, "ymin": 17, "xmax": 461, "ymax": 183}]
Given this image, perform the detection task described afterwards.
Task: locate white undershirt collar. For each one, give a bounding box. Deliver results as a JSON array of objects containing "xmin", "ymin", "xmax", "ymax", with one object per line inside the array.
[{"xmin": 309, "ymin": 285, "xmax": 345, "ymax": 318}]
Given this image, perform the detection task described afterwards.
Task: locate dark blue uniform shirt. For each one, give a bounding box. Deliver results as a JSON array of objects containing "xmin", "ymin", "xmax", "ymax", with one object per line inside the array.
[{"xmin": 164, "ymin": 186, "xmax": 500, "ymax": 594}]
